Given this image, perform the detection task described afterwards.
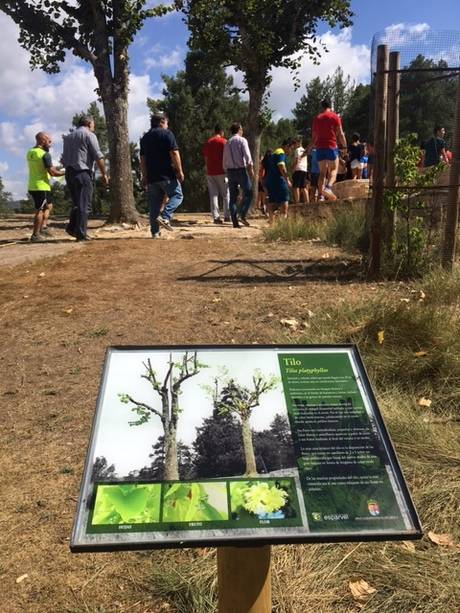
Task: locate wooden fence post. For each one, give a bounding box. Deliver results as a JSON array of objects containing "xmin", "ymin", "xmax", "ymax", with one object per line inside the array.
[
  {"xmin": 368, "ymin": 44, "xmax": 389, "ymax": 277},
  {"xmin": 217, "ymin": 545, "xmax": 271, "ymax": 613},
  {"xmin": 384, "ymin": 51, "xmax": 400, "ymax": 252},
  {"xmin": 442, "ymin": 73, "xmax": 460, "ymax": 270}
]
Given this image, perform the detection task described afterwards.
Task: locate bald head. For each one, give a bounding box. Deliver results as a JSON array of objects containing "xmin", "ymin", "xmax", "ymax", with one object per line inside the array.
[{"xmin": 35, "ymin": 132, "xmax": 52, "ymax": 148}]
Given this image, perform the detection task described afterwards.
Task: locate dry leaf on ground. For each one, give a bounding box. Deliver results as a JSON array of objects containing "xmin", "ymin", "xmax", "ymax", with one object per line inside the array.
[
  {"xmin": 377, "ymin": 330, "xmax": 385, "ymax": 345},
  {"xmin": 427, "ymin": 531, "xmax": 458, "ymax": 547},
  {"xmin": 417, "ymin": 397, "xmax": 432, "ymax": 408},
  {"xmin": 400, "ymin": 540, "xmax": 416, "ymax": 552},
  {"xmin": 38, "ymin": 272, "xmax": 46, "ymax": 278},
  {"xmin": 400, "ymin": 298, "xmax": 410, "ymax": 303},
  {"xmin": 16, "ymin": 574, "xmax": 29, "ymax": 584},
  {"xmin": 63, "ymin": 308, "xmax": 73, "ymax": 315},
  {"xmin": 280, "ymin": 318, "xmax": 299, "ymax": 330},
  {"xmin": 414, "ymin": 351, "xmax": 428, "ymax": 357},
  {"xmin": 349, "ymin": 579, "xmax": 377, "ymax": 602}
]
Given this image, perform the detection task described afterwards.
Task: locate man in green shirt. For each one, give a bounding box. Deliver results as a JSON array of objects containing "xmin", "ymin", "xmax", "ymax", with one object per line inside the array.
[{"xmin": 26, "ymin": 132, "xmax": 64, "ymax": 242}]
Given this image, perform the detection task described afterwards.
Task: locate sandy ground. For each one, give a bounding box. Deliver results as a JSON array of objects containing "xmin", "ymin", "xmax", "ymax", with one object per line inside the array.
[{"xmin": 0, "ymin": 212, "xmax": 379, "ymax": 612}]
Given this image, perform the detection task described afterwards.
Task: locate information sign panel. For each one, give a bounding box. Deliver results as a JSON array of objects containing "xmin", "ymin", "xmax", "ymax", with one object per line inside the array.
[{"xmin": 71, "ymin": 345, "xmax": 422, "ymax": 552}]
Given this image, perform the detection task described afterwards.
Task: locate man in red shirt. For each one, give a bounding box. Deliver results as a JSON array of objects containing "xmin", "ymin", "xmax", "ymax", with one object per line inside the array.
[
  {"xmin": 202, "ymin": 125, "xmax": 230, "ymax": 223},
  {"xmin": 312, "ymin": 99, "xmax": 347, "ymax": 201}
]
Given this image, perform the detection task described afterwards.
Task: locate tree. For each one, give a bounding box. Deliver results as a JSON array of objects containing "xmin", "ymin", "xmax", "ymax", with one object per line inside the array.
[
  {"xmin": 119, "ymin": 352, "xmax": 205, "ymax": 480},
  {"xmin": 91, "ymin": 456, "xmax": 116, "ymax": 482},
  {"xmin": 211, "ymin": 372, "xmax": 278, "ymax": 476},
  {"xmin": 193, "ymin": 409, "xmax": 245, "ymax": 477},
  {"xmin": 400, "ymin": 55, "xmax": 457, "ymax": 144},
  {"xmin": 179, "ymin": 0, "xmax": 352, "ymax": 204},
  {"xmin": 147, "ymin": 51, "xmax": 248, "ymax": 211},
  {"xmin": 293, "ymin": 67, "xmax": 360, "ymax": 139},
  {"xmin": 343, "ymin": 83, "xmax": 372, "ymax": 140},
  {"xmin": 0, "ymin": 177, "xmax": 13, "ymax": 216},
  {"xmin": 1, "ymin": 1, "xmax": 170, "ymax": 224},
  {"xmin": 132, "ymin": 436, "xmax": 194, "ymax": 480}
]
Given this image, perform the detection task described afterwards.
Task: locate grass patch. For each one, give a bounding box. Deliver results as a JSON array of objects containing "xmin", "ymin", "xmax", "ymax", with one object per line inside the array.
[
  {"xmin": 263, "ymin": 208, "xmax": 368, "ymax": 254},
  {"xmin": 139, "ymin": 269, "xmax": 460, "ymax": 613},
  {"xmin": 262, "ymin": 216, "xmax": 324, "ymax": 242}
]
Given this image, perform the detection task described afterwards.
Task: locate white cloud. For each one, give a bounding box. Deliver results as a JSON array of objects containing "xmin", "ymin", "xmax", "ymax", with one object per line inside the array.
[
  {"xmin": 144, "ymin": 46, "xmax": 184, "ymax": 70},
  {"xmin": 0, "ymin": 12, "xmax": 164, "ymax": 198},
  {"xmin": 383, "ymin": 22, "xmax": 430, "ymax": 46},
  {"xmin": 0, "ymin": 161, "xmax": 9, "ymax": 174},
  {"xmin": 229, "ymin": 28, "xmax": 370, "ymax": 118}
]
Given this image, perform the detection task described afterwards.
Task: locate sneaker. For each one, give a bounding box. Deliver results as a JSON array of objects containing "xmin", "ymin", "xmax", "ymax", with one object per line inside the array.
[
  {"xmin": 40, "ymin": 227, "xmax": 53, "ymax": 237},
  {"xmin": 323, "ymin": 187, "xmax": 337, "ymax": 201},
  {"xmin": 157, "ymin": 216, "xmax": 174, "ymax": 231},
  {"xmin": 240, "ymin": 217, "xmax": 250, "ymax": 227},
  {"xmin": 319, "ymin": 195, "xmax": 325, "ymax": 202},
  {"xmin": 30, "ymin": 233, "xmax": 45, "ymax": 242},
  {"xmin": 213, "ymin": 217, "xmax": 223, "ymax": 224},
  {"xmin": 152, "ymin": 232, "xmax": 161, "ymax": 239},
  {"xmin": 65, "ymin": 227, "xmax": 77, "ymax": 238},
  {"xmin": 76, "ymin": 234, "xmax": 93, "ymax": 242}
]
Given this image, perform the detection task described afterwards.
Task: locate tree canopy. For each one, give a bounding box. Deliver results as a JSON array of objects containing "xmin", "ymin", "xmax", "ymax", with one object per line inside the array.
[{"xmin": 0, "ymin": 1, "xmax": 171, "ymax": 224}]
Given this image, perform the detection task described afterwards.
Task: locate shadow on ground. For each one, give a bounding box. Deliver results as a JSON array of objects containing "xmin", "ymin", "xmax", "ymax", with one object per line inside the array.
[{"xmin": 178, "ymin": 257, "xmax": 364, "ymax": 284}]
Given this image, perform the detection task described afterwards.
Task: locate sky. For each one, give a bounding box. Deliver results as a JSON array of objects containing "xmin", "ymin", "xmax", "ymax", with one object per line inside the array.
[{"xmin": 1, "ymin": 0, "xmax": 460, "ymax": 199}]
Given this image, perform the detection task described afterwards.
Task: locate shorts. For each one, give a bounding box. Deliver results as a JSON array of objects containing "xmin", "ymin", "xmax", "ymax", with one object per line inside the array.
[
  {"xmin": 309, "ymin": 173, "xmax": 319, "ymax": 188},
  {"xmin": 29, "ymin": 191, "xmax": 51, "ymax": 210},
  {"xmin": 316, "ymin": 148, "xmax": 339, "ymax": 162},
  {"xmin": 292, "ymin": 170, "xmax": 308, "ymax": 188},
  {"xmin": 350, "ymin": 159, "xmax": 364, "ymax": 170},
  {"xmin": 267, "ymin": 179, "xmax": 289, "ymax": 205}
]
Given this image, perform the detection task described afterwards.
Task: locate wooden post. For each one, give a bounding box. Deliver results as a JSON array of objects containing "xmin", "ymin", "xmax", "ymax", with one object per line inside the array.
[
  {"xmin": 384, "ymin": 51, "xmax": 400, "ymax": 252},
  {"xmin": 217, "ymin": 545, "xmax": 271, "ymax": 613},
  {"xmin": 442, "ymin": 74, "xmax": 460, "ymax": 270},
  {"xmin": 368, "ymin": 44, "xmax": 389, "ymax": 277}
]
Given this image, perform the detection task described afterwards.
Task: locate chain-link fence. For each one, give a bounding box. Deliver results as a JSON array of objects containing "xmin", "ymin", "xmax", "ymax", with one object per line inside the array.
[{"xmin": 368, "ymin": 30, "xmax": 460, "ymax": 275}]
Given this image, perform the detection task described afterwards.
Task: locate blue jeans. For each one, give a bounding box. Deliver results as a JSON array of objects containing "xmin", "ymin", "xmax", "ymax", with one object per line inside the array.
[
  {"xmin": 147, "ymin": 179, "xmax": 183, "ymax": 235},
  {"xmin": 226, "ymin": 168, "xmax": 252, "ymax": 222}
]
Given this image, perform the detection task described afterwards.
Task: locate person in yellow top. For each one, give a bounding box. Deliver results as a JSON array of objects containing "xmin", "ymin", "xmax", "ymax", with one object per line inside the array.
[{"xmin": 26, "ymin": 132, "xmax": 64, "ymax": 242}]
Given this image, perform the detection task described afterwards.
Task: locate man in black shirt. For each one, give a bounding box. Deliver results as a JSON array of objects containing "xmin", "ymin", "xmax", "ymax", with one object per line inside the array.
[
  {"xmin": 140, "ymin": 114, "xmax": 185, "ymax": 237},
  {"xmin": 422, "ymin": 126, "xmax": 449, "ymax": 168}
]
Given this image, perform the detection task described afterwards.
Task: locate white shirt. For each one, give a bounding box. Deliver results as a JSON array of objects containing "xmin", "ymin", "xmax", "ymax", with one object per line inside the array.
[
  {"xmin": 293, "ymin": 147, "xmax": 308, "ymax": 172},
  {"xmin": 223, "ymin": 134, "xmax": 253, "ymax": 170}
]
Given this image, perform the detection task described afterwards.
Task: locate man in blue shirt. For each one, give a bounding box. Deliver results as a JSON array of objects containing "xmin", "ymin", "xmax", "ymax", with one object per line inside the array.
[
  {"xmin": 140, "ymin": 114, "xmax": 185, "ymax": 238},
  {"xmin": 265, "ymin": 138, "xmax": 294, "ymax": 224},
  {"xmin": 422, "ymin": 126, "xmax": 449, "ymax": 168}
]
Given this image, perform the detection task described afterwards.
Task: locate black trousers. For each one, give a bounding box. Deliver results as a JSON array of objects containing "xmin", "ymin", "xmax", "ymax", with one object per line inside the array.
[{"xmin": 66, "ymin": 169, "xmax": 92, "ymax": 239}]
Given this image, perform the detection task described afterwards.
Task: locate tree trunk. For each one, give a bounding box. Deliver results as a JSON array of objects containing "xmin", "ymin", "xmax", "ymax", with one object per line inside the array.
[
  {"xmin": 99, "ymin": 87, "xmax": 140, "ymax": 225},
  {"xmin": 241, "ymin": 415, "xmax": 257, "ymax": 476},
  {"xmin": 246, "ymin": 82, "xmax": 265, "ymax": 212},
  {"xmin": 92, "ymin": 35, "xmax": 140, "ymax": 226},
  {"xmin": 164, "ymin": 424, "xmax": 179, "ymax": 481}
]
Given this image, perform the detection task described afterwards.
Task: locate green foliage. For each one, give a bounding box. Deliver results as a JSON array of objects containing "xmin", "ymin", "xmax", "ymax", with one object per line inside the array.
[
  {"xmin": 214, "ymin": 373, "xmax": 278, "ymax": 419},
  {"xmin": 180, "ymin": 1, "xmax": 352, "ymax": 91},
  {"xmin": 162, "ymin": 482, "xmax": 227, "ymax": 521},
  {"xmin": 383, "ymin": 134, "xmax": 444, "ymax": 276},
  {"xmin": 0, "ymin": 1, "xmax": 172, "ymax": 74},
  {"xmin": 293, "ymin": 69, "xmax": 371, "ymax": 140},
  {"xmin": 0, "ymin": 176, "xmax": 13, "ymax": 216},
  {"xmin": 92, "ymin": 483, "xmax": 161, "ymax": 524},
  {"xmin": 400, "ymin": 55, "xmax": 457, "ymax": 144}
]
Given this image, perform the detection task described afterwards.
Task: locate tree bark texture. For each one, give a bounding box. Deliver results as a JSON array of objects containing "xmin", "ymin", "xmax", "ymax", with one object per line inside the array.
[
  {"xmin": 94, "ymin": 53, "xmax": 140, "ymax": 225},
  {"xmin": 242, "ymin": 415, "xmax": 257, "ymax": 475},
  {"xmin": 246, "ymin": 83, "xmax": 264, "ymax": 212}
]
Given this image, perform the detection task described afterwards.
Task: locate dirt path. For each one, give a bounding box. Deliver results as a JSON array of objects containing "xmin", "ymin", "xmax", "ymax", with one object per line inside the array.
[{"xmin": 0, "ymin": 217, "xmax": 387, "ymax": 612}]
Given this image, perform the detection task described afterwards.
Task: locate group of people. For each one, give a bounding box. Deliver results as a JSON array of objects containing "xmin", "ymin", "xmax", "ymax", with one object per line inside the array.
[
  {"xmin": 26, "ymin": 102, "xmax": 453, "ymax": 242},
  {"xmin": 27, "ymin": 115, "xmax": 108, "ymax": 242}
]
